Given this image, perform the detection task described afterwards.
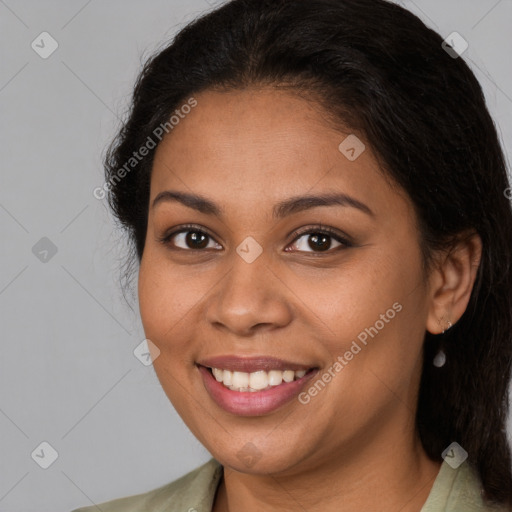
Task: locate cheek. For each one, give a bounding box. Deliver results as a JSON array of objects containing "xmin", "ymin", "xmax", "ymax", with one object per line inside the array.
[
  {"xmin": 299, "ymin": 244, "xmax": 427, "ymax": 381},
  {"xmin": 287, "ymin": 253, "xmax": 409, "ymax": 340},
  {"xmin": 138, "ymin": 252, "xmax": 205, "ymax": 415},
  {"xmin": 138, "ymin": 251, "xmax": 200, "ymax": 355},
  {"xmin": 326, "ymin": 256, "xmax": 427, "ymax": 408}
]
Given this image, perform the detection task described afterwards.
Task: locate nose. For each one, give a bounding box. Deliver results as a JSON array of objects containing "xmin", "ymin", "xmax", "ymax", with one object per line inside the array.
[{"xmin": 205, "ymin": 252, "xmax": 293, "ymax": 337}]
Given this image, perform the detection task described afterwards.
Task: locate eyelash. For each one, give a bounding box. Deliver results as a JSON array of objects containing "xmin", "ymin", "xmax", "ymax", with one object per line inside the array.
[{"xmin": 158, "ymin": 223, "xmax": 353, "ymax": 254}]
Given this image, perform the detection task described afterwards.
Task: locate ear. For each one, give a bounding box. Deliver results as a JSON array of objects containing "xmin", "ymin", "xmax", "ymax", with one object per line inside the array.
[{"xmin": 426, "ymin": 231, "xmax": 482, "ymax": 334}]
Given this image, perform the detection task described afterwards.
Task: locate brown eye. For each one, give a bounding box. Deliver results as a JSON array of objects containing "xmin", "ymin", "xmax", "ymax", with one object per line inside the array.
[
  {"xmin": 287, "ymin": 227, "xmax": 352, "ymax": 253},
  {"xmin": 292, "ymin": 233, "xmax": 341, "ymax": 252},
  {"xmin": 184, "ymin": 231, "xmax": 209, "ymax": 249},
  {"xmin": 163, "ymin": 228, "xmax": 222, "ymax": 251}
]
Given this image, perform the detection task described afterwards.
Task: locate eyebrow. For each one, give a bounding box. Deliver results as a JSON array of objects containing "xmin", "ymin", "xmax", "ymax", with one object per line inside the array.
[{"xmin": 152, "ymin": 190, "xmax": 374, "ymax": 219}]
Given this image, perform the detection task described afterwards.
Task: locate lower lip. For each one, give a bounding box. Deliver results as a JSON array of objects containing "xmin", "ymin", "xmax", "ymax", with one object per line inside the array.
[{"xmin": 198, "ymin": 365, "xmax": 318, "ymax": 416}]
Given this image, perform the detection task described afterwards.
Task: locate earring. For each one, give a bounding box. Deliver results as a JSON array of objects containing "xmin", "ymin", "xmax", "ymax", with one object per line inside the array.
[
  {"xmin": 434, "ymin": 318, "xmax": 452, "ymax": 367},
  {"xmin": 442, "ymin": 320, "xmax": 453, "ymax": 334},
  {"xmin": 433, "ymin": 349, "xmax": 446, "ymax": 368}
]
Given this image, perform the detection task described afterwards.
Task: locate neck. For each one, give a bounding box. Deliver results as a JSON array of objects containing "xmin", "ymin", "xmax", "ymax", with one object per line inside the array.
[{"xmin": 213, "ymin": 430, "xmax": 441, "ymax": 512}]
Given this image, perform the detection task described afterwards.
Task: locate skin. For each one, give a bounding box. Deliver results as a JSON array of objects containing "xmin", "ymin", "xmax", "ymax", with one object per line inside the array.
[{"xmin": 138, "ymin": 87, "xmax": 482, "ymax": 512}]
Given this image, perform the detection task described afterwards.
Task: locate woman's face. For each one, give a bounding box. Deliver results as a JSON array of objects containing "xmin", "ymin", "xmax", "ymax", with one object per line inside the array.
[{"xmin": 138, "ymin": 88, "xmax": 434, "ymax": 474}]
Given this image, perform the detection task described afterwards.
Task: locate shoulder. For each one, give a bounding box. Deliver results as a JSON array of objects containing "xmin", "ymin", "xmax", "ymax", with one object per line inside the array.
[
  {"xmin": 70, "ymin": 458, "xmax": 223, "ymax": 512},
  {"xmin": 422, "ymin": 459, "xmax": 511, "ymax": 512}
]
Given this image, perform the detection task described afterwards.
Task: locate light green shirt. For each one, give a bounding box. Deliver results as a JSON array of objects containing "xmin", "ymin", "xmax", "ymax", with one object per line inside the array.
[{"xmin": 71, "ymin": 458, "xmax": 509, "ymax": 511}]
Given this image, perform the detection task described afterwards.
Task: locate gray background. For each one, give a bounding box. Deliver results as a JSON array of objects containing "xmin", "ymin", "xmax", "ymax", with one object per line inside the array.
[{"xmin": 0, "ymin": 1, "xmax": 511, "ymax": 511}]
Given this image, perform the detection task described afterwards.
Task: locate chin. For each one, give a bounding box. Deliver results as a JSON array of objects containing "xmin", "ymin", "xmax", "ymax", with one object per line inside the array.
[{"xmin": 206, "ymin": 438, "xmax": 311, "ymax": 476}]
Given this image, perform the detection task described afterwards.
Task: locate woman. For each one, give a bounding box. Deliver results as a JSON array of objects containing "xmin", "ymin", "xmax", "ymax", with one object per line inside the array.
[{"xmin": 73, "ymin": 0, "xmax": 512, "ymax": 510}]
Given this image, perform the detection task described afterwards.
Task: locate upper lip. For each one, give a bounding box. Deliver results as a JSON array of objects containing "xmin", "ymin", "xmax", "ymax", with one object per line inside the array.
[{"xmin": 197, "ymin": 355, "xmax": 316, "ymax": 373}]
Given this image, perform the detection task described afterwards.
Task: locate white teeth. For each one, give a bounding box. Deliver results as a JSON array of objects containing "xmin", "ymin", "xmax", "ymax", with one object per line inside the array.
[
  {"xmin": 210, "ymin": 367, "xmax": 309, "ymax": 392},
  {"xmin": 222, "ymin": 370, "xmax": 233, "ymax": 386},
  {"xmin": 249, "ymin": 370, "xmax": 268, "ymax": 390},
  {"xmin": 282, "ymin": 370, "xmax": 294, "ymax": 383},
  {"xmin": 268, "ymin": 370, "xmax": 283, "ymax": 386},
  {"xmin": 232, "ymin": 371, "xmax": 249, "ymax": 389},
  {"xmin": 212, "ymin": 367, "xmax": 223, "ymax": 382}
]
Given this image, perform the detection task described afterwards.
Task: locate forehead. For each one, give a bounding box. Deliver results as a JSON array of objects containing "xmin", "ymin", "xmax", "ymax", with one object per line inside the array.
[{"xmin": 150, "ymin": 87, "xmax": 409, "ymax": 220}]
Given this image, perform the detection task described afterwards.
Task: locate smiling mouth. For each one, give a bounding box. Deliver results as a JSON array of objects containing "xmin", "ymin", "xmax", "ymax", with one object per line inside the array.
[{"xmin": 203, "ymin": 366, "xmax": 317, "ymax": 392}]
